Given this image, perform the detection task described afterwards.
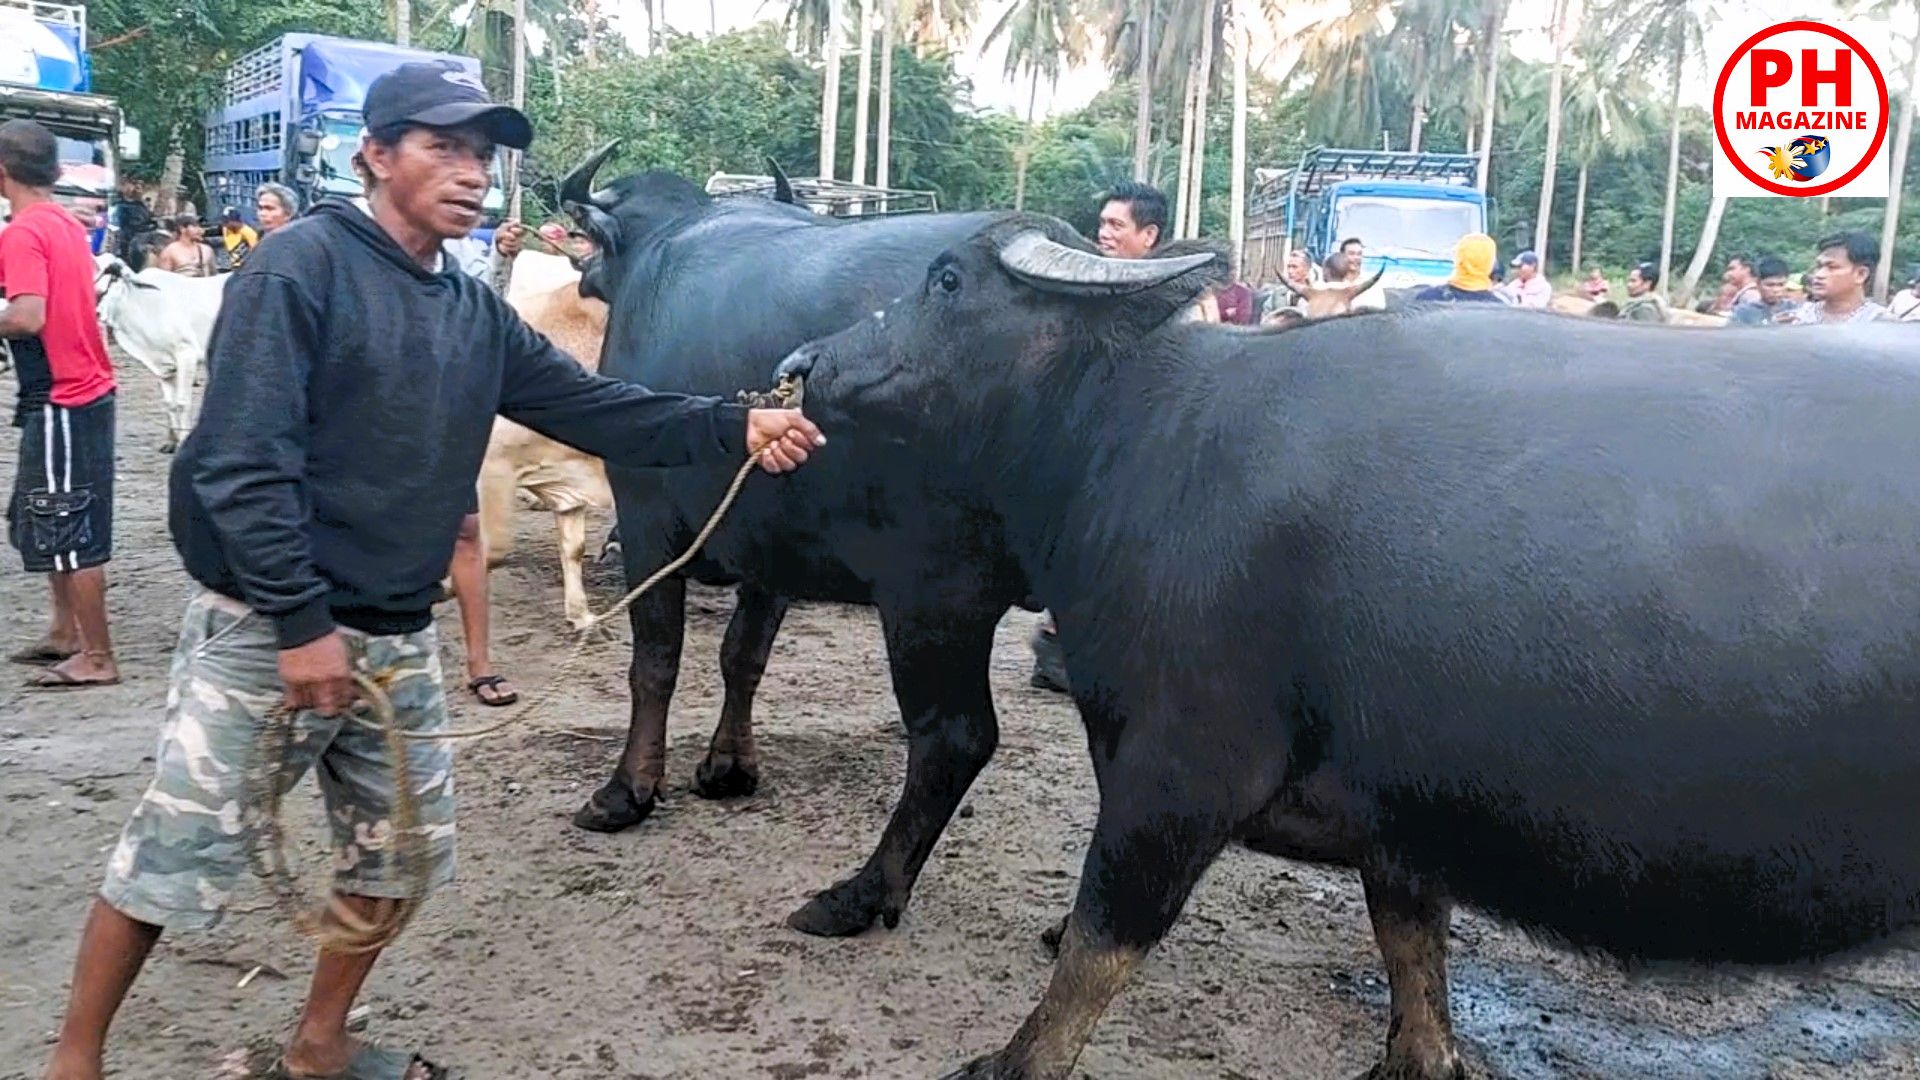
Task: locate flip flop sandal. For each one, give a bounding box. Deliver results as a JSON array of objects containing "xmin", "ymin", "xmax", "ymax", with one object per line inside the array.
[
  {"xmin": 7, "ymin": 644, "xmax": 76, "ymax": 666},
  {"xmin": 467, "ymin": 674, "xmax": 519, "ymax": 707},
  {"xmin": 23, "ymin": 668, "xmax": 121, "ymax": 690},
  {"xmin": 268, "ymin": 1043, "xmax": 451, "ymax": 1079}
]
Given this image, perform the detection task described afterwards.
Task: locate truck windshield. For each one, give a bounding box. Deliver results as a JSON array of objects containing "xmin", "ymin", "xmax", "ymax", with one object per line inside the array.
[
  {"xmin": 1333, "ymin": 196, "xmax": 1482, "ymax": 261},
  {"xmin": 313, "ymin": 116, "xmax": 508, "ymax": 211},
  {"xmin": 315, "ymin": 117, "xmax": 368, "ymax": 195},
  {"xmin": 53, "ymin": 135, "xmax": 112, "ymax": 198}
]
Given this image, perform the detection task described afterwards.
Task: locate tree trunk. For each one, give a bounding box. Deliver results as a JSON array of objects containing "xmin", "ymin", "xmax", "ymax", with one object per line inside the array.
[
  {"xmin": 1571, "ymin": 160, "xmax": 1588, "ymax": 276},
  {"xmin": 1133, "ymin": 0, "xmax": 1154, "ymax": 181},
  {"xmin": 1229, "ymin": 0, "xmax": 1249, "ymax": 272},
  {"xmin": 1533, "ymin": 0, "xmax": 1567, "ymax": 271},
  {"xmin": 506, "ymin": 0, "xmax": 526, "ymax": 227},
  {"xmin": 1658, "ymin": 51, "xmax": 1682, "ymax": 300},
  {"xmin": 1173, "ymin": 63, "xmax": 1199, "ymax": 238},
  {"xmin": 582, "ymin": 0, "xmax": 597, "ymax": 59},
  {"xmin": 1677, "ymin": 193, "xmax": 1728, "ymax": 308},
  {"xmin": 1874, "ymin": 21, "xmax": 1919, "ymax": 301},
  {"xmin": 1409, "ymin": 90, "xmax": 1427, "ymax": 154},
  {"xmin": 1476, "ymin": 1, "xmax": 1504, "ymax": 193},
  {"xmin": 1186, "ymin": 1, "xmax": 1215, "ymax": 238},
  {"xmin": 852, "ymin": 0, "xmax": 875, "ymax": 185},
  {"xmin": 821, "ymin": 0, "xmax": 842, "ymax": 180},
  {"xmin": 394, "ymin": 0, "xmax": 410, "ymax": 46},
  {"xmin": 159, "ymin": 123, "xmax": 185, "ymax": 216},
  {"xmin": 1015, "ymin": 71, "xmax": 1038, "ymax": 210},
  {"xmin": 711, "ymin": 0, "xmax": 719, "ymax": 34},
  {"xmin": 878, "ymin": 8, "xmax": 895, "ymax": 192}
]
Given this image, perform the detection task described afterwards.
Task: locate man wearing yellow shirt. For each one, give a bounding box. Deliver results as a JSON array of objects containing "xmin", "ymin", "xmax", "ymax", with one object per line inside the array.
[{"xmin": 218, "ymin": 206, "xmax": 258, "ymax": 270}]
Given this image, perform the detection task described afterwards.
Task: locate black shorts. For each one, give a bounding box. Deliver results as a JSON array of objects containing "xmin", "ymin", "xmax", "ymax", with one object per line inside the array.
[{"xmin": 9, "ymin": 394, "xmax": 115, "ymax": 573}]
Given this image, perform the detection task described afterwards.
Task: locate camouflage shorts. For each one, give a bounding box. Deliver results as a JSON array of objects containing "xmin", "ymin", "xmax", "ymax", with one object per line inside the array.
[{"xmin": 100, "ymin": 590, "xmax": 456, "ymax": 931}]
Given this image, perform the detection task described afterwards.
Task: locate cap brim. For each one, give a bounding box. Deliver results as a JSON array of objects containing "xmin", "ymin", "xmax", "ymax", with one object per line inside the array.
[{"xmin": 407, "ymin": 102, "xmax": 534, "ymax": 150}]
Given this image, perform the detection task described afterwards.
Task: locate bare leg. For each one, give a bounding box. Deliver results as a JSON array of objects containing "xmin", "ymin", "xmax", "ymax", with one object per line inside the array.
[
  {"xmin": 449, "ymin": 514, "xmax": 513, "ymax": 704},
  {"xmin": 42, "ymin": 900, "xmax": 161, "ymax": 1080},
  {"xmin": 280, "ymin": 897, "xmax": 429, "ymax": 1079},
  {"xmin": 22, "ymin": 575, "xmax": 81, "ymax": 658},
  {"xmin": 693, "ymin": 583, "xmax": 789, "ymax": 800},
  {"xmin": 1355, "ymin": 873, "xmax": 1466, "ymax": 1080},
  {"xmin": 39, "ymin": 568, "xmax": 118, "ymax": 684},
  {"xmin": 789, "ymin": 601, "xmax": 1001, "ymax": 936}
]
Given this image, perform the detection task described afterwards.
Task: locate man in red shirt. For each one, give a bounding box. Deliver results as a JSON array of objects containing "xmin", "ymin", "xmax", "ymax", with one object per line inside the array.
[{"xmin": 0, "ymin": 119, "xmax": 120, "ymax": 688}]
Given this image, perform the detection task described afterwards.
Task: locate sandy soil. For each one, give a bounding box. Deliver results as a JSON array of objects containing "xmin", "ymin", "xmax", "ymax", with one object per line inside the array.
[{"xmin": 4, "ymin": 368, "xmax": 1920, "ymax": 1080}]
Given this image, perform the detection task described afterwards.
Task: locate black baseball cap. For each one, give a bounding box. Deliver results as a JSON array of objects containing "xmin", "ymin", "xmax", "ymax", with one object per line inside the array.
[{"xmin": 362, "ymin": 62, "xmax": 533, "ymax": 150}]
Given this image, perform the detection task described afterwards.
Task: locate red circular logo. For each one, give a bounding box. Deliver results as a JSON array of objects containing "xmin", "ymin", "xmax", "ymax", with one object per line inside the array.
[{"xmin": 1713, "ymin": 20, "xmax": 1890, "ymax": 197}]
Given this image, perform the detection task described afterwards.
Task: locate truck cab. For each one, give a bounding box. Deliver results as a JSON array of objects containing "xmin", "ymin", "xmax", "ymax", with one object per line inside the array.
[{"xmin": 1248, "ymin": 147, "xmax": 1489, "ymax": 302}]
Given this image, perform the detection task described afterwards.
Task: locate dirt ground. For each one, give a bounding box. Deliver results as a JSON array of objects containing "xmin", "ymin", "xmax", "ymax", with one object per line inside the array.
[{"xmin": 5, "ymin": 369, "xmax": 1920, "ymax": 1080}]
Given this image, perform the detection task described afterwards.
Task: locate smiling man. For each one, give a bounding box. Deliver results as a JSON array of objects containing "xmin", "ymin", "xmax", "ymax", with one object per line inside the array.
[{"xmin": 41, "ymin": 63, "xmax": 824, "ymax": 1080}]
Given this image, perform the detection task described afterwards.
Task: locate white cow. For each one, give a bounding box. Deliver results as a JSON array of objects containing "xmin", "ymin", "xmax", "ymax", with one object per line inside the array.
[
  {"xmin": 477, "ymin": 253, "xmax": 613, "ymax": 628},
  {"xmin": 92, "ymin": 254, "xmax": 231, "ymax": 452}
]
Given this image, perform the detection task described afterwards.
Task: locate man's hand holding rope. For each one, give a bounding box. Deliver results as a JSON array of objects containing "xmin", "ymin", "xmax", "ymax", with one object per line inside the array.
[{"xmin": 746, "ymin": 408, "xmax": 827, "ymax": 473}]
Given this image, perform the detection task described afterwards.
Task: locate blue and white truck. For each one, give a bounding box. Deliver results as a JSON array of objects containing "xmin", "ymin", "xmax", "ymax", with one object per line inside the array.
[
  {"xmin": 202, "ymin": 34, "xmax": 505, "ymax": 227},
  {"xmin": 0, "ymin": 0, "xmax": 141, "ymax": 249},
  {"xmin": 1247, "ymin": 147, "xmax": 1490, "ymax": 298}
]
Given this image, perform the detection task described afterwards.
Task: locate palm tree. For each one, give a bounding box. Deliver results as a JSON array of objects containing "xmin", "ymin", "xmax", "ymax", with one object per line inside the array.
[
  {"xmin": 783, "ymin": 0, "xmax": 844, "ymax": 178},
  {"xmin": 984, "ymin": 0, "xmax": 1088, "ymax": 210},
  {"xmin": 852, "ymin": 0, "xmax": 875, "ymax": 184},
  {"xmin": 1387, "ymin": 0, "xmax": 1477, "ymax": 153},
  {"xmin": 394, "ymin": 0, "xmax": 411, "ymax": 45},
  {"xmin": 902, "ymin": 0, "xmax": 977, "ymax": 54},
  {"xmin": 1097, "ymin": 0, "xmax": 1160, "ymax": 180},
  {"xmin": 1533, "ymin": 0, "xmax": 1572, "ymax": 271},
  {"xmin": 1609, "ymin": 0, "xmax": 1712, "ymax": 300},
  {"xmin": 1846, "ymin": 0, "xmax": 1920, "ymax": 300},
  {"xmin": 1473, "ymin": 0, "xmax": 1510, "ymax": 193},
  {"xmin": 1558, "ymin": 25, "xmax": 1649, "ymax": 275},
  {"xmin": 878, "ymin": 0, "xmax": 897, "ymax": 190},
  {"xmin": 1229, "ymin": 0, "xmax": 1250, "ymax": 267},
  {"xmin": 1176, "ymin": 0, "xmax": 1218, "ymax": 237},
  {"xmin": 1288, "ymin": 0, "xmax": 1395, "ymax": 148}
]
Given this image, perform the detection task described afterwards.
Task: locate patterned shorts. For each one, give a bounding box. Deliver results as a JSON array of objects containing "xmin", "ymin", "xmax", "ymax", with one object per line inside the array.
[{"xmin": 101, "ymin": 590, "xmax": 456, "ymax": 931}]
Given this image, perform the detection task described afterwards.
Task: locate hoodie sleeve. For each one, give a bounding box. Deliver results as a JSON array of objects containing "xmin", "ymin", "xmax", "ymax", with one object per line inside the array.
[
  {"xmin": 190, "ymin": 270, "xmax": 336, "ymax": 649},
  {"xmin": 496, "ymin": 304, "xmax": 751, "ymax": 468}
]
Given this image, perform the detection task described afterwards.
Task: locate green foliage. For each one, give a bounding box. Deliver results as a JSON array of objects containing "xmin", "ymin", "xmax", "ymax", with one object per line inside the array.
[{"xmin": 90, "ymin": 0, "xmax": 391, "ymax": 185}]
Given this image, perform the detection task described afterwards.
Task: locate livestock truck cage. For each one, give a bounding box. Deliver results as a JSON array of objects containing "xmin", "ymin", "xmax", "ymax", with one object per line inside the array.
[
  {"xmin": 1245, "ymin": 147, "xmax": 1487, "ymax": 295},
  {"xmin": 704, "ymin": 173, "xmax": 938, "ymax": 217}
]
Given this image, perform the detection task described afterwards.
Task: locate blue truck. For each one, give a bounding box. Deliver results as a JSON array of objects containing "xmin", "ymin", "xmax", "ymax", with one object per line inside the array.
[
  {"xmin": 1247, "ymin": 147, "xmax": 1490, "ymax": 299},
  {"xmin": 0, "ymin": 0, "xmax": 141, "ymax": 249},
  {"xmin": 203, "ymin": 34, "xmax": 505, "ymax": 228}
]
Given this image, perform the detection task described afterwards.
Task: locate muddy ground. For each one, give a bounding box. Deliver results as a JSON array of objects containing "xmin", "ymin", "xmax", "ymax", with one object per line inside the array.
[{"xmin": 4, "ymin": 369, "xmax": 1920, "ymax": 1080}]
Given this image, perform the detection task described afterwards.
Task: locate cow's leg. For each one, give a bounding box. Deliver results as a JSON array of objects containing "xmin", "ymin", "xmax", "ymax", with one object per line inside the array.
[
  {"xmin": 572, "ymin": 521, "xmax": 688, "ymax": 833},
  {"xmin": 1355, "ymin": 873, "xmax": 1465, "ymax": 1080},
  {"xmin": 554, "ymin": 508, "xmax": 592, "ymax": 630},
  {"xmin": 940, "ymin": 722, "xmax": 1253, "ymax": 1079},
  {"xmin": 693, "ymin": 583, "xmax": 789, "ymax": 800},
  {"xmin": 150, "ymin": 368, "xmax": 180, "ymax": 453},
  {"xmin": 788, "ymin": 602, "xmax": 1000, "ymax": 937},
  {"xmin": 175, "ymin": 349, "xmax": 201, "ymax": 447}
]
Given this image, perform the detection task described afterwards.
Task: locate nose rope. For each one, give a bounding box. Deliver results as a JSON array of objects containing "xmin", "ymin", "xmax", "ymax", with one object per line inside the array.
[{"xmin": 249, "ymin": 373, "xmax": 805, "ymax": 952}]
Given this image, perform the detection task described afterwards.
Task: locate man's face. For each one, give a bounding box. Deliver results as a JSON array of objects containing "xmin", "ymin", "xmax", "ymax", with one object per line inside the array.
[
  {"xmin": 256, "ymin": 196, "xmax": 290, "ymax": 231},
  {"xmin": 1515, "ymin": 262, "xmax": 1536, "ymax": 282},
  {"xmin": 1341, "ymin": 240, "xmax": 1362, "ymax": 261},
  {"xmin": 362, "ymin": 125, "xmax": 495, "ymax": 240},
  {"xmin": 1097, "ymin": 199, "xmax": 1157, "ymax": 259},
  {"xmin": 1724, "ymin": 259, "xmax": 1752, "ymax": 286},
  {"xmin": 1812, "ymin": 246, "xmax": 1866, "ymax": 303},
  {"xmin": 1627, "ymin": 269, "xmax": 1650, "ymax": 296},
  {"xmin": 1757, "ymin": 275, "xmax": 1787, "ymax": 305}
]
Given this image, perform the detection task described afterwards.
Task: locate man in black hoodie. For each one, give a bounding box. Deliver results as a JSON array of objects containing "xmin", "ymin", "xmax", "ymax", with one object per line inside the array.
[{"xmin": 42, "ymin": 65, "xmax": 825, "ymax": 1080}]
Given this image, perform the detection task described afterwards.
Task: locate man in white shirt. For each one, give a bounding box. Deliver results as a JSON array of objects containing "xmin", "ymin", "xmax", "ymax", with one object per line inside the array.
[
  {"xmin": 1891, "ymin": 269, "xmax": 1920, "ymax": 322},
  {"xmin": 1497, "ymin": 250, "xmax": 1552, "ymax": 309}
]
